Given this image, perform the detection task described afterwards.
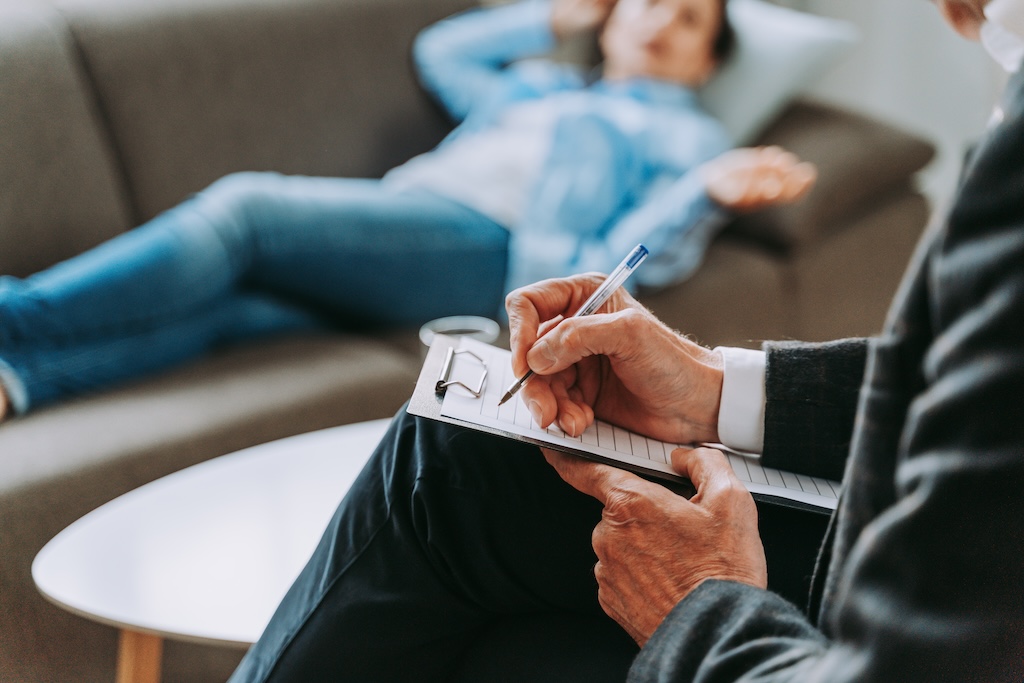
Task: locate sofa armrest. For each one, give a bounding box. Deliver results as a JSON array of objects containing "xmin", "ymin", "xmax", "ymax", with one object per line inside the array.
[{"xmin": 726, "ymin": 100, "xmax": 936, "ymax": 253}]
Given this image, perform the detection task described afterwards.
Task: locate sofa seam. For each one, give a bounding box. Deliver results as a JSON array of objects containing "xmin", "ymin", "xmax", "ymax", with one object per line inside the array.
[{"xmin": 54, "ymin": 7, "xmax": 142, "ymax": 226}]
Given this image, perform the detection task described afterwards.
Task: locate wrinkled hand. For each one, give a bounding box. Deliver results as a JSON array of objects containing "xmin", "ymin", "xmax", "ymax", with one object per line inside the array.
[
  {"xmin": 544, "ymin": 446, "xmax": 767, "ymax": 646},
  {"xmin": 551, "ymin": 0, "xmax": 617, "ymax": 39},
  {"xmin": 701, "ymin": 145, "xmax": 817, "ymax": 213},
  {"xmin": 505, "ymin": 274, "xmax": 723, "ymax": 445}
]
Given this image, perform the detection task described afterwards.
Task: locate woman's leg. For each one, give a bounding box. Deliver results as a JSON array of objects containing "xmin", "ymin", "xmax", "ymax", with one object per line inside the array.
[
  {"xmin": 0, "ymin": 292, "xmax": 325, "ymax": 409},
  {"xmin": 0, "ymin": 173, "xmax": 508, "ymax": 411},
  {"xmin": 228, "ymin": 409, "xmax": 634, "ymax": 683},
  {"xmin": 220, "ymin": 175, "xmax": 509, "ymax": 326}
]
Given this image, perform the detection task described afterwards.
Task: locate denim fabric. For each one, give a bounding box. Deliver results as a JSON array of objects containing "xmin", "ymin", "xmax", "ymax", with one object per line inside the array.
[{"xmin": 0, "ymin": 175, "xmax": 508, "ymax": 411}]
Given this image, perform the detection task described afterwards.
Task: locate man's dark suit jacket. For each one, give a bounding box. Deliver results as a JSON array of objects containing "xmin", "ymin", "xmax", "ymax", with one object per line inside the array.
[{"xmin": 630, "ymin": 71, "xmax": 1024, "ymax": 680}]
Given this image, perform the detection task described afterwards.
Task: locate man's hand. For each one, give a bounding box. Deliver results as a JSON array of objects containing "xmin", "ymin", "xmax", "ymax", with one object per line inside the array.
[
  {"xmin": 506, "ymin": 274, "xmax": 723, "ymax": 445},
  {"xmin": 544, "ymin": 446, "xmax": 767, "ymax": 646},
  {"xmin": 702, "ymin": 145, "xmax": 817, "ymax": 213},
  {"xmin": 551, "ymin": 0, "xmax": 617, "ymax": 40}
]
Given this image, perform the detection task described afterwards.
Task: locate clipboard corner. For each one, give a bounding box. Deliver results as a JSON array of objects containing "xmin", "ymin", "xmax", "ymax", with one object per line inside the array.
[{"xmin": 406, "ymin": 334, "xmax": 460, "ymax": 423}]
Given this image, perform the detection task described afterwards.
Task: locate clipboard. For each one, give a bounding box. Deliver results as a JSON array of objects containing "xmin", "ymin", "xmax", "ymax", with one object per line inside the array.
[
  {"xmin": 407, "ymin": 335, "xmax": 838, "ymax": 513},
  {"xmin": 409, "ymin": 334, "xmax": 522, "ymax": 440},
  {"xmin": 407, "ymin": 334, "xmax": 698, "ymax": 497}
]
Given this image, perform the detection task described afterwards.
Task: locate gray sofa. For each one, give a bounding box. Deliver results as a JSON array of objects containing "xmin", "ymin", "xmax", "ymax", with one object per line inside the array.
[{"xmin": 0, "ymin": 0, "xmax": 934, "ymax": 680}]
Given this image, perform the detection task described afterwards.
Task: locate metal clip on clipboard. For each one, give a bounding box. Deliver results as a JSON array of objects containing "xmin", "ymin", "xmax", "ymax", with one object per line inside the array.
[{"xmin": 435, "ymin": 347, "xmax": 487, "ymax": 398}]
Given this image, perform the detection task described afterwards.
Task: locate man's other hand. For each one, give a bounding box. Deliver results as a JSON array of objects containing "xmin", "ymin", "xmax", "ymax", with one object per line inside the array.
[
  {"xmin": 543, "ymin": 446, "xmax": 767, "ymax": 646},
  {"xmin": 505, "ymin": 274, "xmax": 723, "ymax": 446},
  {"xmin": 702, "ymin": 145, "xmax": 817, "ymax": 213}
]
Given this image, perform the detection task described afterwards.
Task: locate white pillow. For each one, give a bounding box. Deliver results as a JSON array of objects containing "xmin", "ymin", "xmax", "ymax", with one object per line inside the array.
[{"xmin": 699, "ymin": 0, "xmax": 859, "ymax": 144}]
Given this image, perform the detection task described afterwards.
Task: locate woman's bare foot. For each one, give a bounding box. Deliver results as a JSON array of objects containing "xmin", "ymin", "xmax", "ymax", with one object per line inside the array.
[
  {"xmin": 700, "ymin": 145, "xmax": 818, "ymax": 213},
  {"xmin": 0, "ymin": 386, "xmax": 9, "ymax": 422}
]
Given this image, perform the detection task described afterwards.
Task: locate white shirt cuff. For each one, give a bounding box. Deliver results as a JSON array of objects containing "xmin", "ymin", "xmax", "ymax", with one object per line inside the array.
[{"xmin": 714, "ymin": 346, "xmax": 766, "ymax": 455}]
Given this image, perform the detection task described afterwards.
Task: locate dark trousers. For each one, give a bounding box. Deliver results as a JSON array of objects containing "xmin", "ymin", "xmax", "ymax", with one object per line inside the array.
[{"xmin": 229, "ymin": 408, "xmax": 828, "ymax": 682}]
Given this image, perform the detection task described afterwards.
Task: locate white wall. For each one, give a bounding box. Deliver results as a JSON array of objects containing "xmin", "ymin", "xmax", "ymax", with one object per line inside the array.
[{"xmin": 783, "ymin": 0, "xmax": 1007, "ymax": 204}]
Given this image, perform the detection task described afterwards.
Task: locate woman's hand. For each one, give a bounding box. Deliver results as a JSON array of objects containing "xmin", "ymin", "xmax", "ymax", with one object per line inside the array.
[
  {"xmin": 505, "ymin": 274, "xmax": 724, "ymax": 445},
  {"xmin": 702, "ymin": 145, "xmax": 817, "ymax": 213}
]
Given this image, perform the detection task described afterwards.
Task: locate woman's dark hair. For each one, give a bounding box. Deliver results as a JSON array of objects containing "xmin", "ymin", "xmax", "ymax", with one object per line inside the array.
[{"xmin": 712, "ymin": 0, "xmax": 736, "ymax": 63}]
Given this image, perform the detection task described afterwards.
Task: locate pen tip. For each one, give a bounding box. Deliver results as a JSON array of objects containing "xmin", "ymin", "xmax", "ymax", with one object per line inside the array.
[{"xmin": 497, "ymin": 393, "xmax": 511, "ymax": 407}]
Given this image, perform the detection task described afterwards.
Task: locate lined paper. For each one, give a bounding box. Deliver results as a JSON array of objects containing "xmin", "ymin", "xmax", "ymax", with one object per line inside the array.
[{"xmin": 441, "ymin": 339, "xmax": 839, "ymax": 511}]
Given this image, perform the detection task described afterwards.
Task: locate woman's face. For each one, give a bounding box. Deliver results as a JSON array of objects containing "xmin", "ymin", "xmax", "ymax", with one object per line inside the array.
[{"xmin": 600, "ymin": 0, "xmax": 722, "ymax": 86}]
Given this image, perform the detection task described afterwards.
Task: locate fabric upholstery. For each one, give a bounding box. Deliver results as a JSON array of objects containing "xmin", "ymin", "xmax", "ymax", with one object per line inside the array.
[
  {"xmin": 640, "ymin": 239, "xmax": 792, "ymax": 349},
  {"xmin": 731, "ymin": 100, "xmax": 937, "ymax": 252},
  {"xmin": 56, "ymin": 0, "xmax": 473, "ymax": 222},
  {"xmin": 0, "ymin": 334, "xmax": 419, "ymax": 683},
  {"xmin": 0, "ymin": 334, "xmax": 419, "ymax": 494},
  {"xmin": 640, "ymin": 192, "xmax": 931, "ymax": 347},
  {"xmin": 790, "ymin": 191, "xmax": 929, "ymax": 341},
  {"xmin": 0, "ymin": 2, "xmax": 131, "ymax": 276}
]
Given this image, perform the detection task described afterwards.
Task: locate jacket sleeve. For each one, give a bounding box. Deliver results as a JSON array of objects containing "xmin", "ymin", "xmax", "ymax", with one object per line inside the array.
[
  {"xmin": 627, "ymin": 69, "xmax": 1024, "ymax": 683},
  {"xmin": 412, "ymin": 0, "xmax": 556, "ymax": 122},
  {"xmin": 760, "ymin": 338, "xmax": 869, "ymax": 481}
]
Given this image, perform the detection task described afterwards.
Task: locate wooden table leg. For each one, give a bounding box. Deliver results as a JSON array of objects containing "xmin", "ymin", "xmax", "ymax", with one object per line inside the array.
[{"xmin": 116, "ymin": 629, "xmax": 163, "ymax": 683}]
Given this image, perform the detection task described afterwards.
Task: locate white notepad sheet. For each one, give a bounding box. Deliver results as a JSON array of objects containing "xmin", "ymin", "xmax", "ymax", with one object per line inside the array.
[{"xmin": 440, "ymin": 338, "xmax": 839, "ymax": 511}]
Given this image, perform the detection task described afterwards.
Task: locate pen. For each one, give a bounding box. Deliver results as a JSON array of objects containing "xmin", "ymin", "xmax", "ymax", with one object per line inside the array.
[{"xmin": 498, "ymin": 243, "xmax": 649, "ymax": 406}]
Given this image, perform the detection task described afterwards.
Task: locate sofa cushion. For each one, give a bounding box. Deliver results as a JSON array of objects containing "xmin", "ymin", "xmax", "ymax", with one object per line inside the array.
[
  {"xmin": 729, "ymin": 100, "xmax": 936, "ymax": 252},
  {"xmin": 0, "ymin": 333, "xmax": 420, "ymax": 683},
  {"xmin": 0, "ymin": 2, "xmax": 131, "ymax": 277},
  {"xmin": 639, "ymin": 239, "xmax": 792, "ymax": 349},
  {"xmin": 0, "ymin": 334, "xmax": 419, "ymax": 495},
  {"xmin": 56, "ymin": 0, "xmax": 475, "ymax": 222},
  {"xmin": 698, "ymin": 0, "xmax": 858, "ymax": 144}
]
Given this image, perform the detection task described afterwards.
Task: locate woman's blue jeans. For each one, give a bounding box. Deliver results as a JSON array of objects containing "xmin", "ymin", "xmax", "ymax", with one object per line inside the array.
[{"xmin": 0, "ymin": 173, "xmax": 509, "ymax": 412}]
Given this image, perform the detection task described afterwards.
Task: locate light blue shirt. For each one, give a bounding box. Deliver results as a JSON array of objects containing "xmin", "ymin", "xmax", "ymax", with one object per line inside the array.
[{"xmin": 387, "ymin": 0, "xmax": 732, "ymax": 292}]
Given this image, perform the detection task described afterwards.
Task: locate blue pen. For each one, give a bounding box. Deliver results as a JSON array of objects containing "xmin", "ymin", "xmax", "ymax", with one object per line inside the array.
[{"xmin": 498, "ymin": 243, "xmax": 650, "ymax": 406}]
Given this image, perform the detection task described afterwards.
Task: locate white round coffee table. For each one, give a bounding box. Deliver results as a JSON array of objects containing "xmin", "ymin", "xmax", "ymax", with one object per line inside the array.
[{"xmin": 32, "ymin": 419, "xmax": 391, "ymax": 683}]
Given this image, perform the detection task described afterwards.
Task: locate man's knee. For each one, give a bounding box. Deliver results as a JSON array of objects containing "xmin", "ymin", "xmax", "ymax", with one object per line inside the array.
[{"xmin": 373, "ymin": 406, "xmax": 550, "ymax": 499}]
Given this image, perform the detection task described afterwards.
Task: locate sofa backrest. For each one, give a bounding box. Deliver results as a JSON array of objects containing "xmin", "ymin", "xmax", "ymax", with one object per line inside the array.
[
  {"xmin": 0, "ymin": 2, "xmax": 133, "ymax": 277},
  {"xmin": 55, "ymin": 0, "xmax": 474, "ymax": 224},
  {"xmin": 735, "ymin": 100, "xmax": 936, "ymax": 253},
  {"xmin": 0, "ymin": 0, "xmax": 475, "ymax": 278},
  {"xmin": 2, "ymin": 0, "xmax": 934, "ymax": 278}
]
